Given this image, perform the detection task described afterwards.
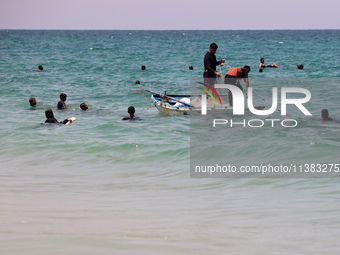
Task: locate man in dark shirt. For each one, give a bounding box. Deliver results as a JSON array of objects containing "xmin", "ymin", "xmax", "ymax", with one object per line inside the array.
[
  {"xmin": 57, "ymin": 93, "xmax": 67, "ymax": 110},
  {"xmin": 203, "ymin": 43, "xmax": 225, "ymax": 90}
]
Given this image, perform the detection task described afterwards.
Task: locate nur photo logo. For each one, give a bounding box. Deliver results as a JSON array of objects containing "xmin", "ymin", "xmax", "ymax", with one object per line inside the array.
[{"xmin": 200, "ymin": 84, "xmax": 312, "ymax": 128}]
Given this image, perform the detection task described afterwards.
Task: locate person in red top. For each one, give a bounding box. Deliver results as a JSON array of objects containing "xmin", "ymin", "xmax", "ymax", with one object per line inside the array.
[{"xmin": 224, "ymin": 65, "xmax": 251, "ymax": 106}]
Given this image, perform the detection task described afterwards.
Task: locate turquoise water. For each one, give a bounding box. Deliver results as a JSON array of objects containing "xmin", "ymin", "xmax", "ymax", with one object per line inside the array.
[{"xmin": 1, "ymin": 30, "xmax": 340, "ymax": 254}]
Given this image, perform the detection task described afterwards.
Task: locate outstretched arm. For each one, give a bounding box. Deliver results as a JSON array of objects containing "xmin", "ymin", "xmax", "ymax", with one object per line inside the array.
[{"xmin": 244, "ymin": 78, "xmax": 249, "ymax": 97}]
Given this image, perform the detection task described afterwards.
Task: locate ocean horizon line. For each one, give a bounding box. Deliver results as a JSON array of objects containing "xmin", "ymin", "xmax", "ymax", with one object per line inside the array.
[{"xmin": 1, "ymin": 28, "xmax": 339, "ymax": 31}]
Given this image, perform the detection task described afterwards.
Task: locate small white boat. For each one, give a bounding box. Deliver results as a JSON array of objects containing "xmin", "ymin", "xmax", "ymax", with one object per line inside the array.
[{"xmin": 149, "ymin": 91, "xmax": 265, "ymax": 116}]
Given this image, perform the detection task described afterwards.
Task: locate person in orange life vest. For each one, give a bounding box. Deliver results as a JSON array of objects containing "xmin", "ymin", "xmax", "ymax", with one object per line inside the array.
[
  {"xmin": 224, "ymin": 65, "xmax": 251, "ymax": 106},
  {"xmin": 203, "ymin": 43, "xmax": 225, "ymax": 91}
]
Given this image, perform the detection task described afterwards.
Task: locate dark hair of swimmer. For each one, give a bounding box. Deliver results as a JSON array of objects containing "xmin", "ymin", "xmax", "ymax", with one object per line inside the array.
[
  {"xmin": 29, "ymin": 97, "xmax": 36, "ymax": 106},
  {"xmin": 128, "ymin": 106, "xmax": 135, "ymax": 115},
  {"xmin": 322, "ymin": 109, "xmax": 329, "ymax": 116},
  {"xmin": 189, "ymin": 66, "xmax": 193, "ymax": 70},
  {"xmin": 141, "ymin": 65, "xmax": 146, "ymax": 70},
  {"xmin": 260, "ymin": 58, "xmax": 264, "ymax": 62},
  {"xmin": 60, "ymin": 93, "xmax": 67, "ymax": 101},
  {"xmin": 45, "ymin": 109, "xmax": 54, "ymax": 118},
  {"xmin": 210, "ymin": 43, "xmax": 218, "ymax": 50},
  {"xmin": 243, "ymin": 65, "xmax": 251, "ymax": 72},
  {"xmin": 80, "ymin": 102, "xmax": 88, "ymax": 111},
  {"xmin": 321, "ymin": 109, "xmax": 333, "ymax": 121},
  {"xmin": 135, "ymin": 80, "xmax": 140, "ymax": 84},
  {"xmin": 297, "ymin": 65, "xmax": 304, "ymax": 70},
  {"xmin": 45, "ymin": 109, "xmax": 68, "ymax": 124},
  {"xmin": 38, "ymin": 65, "xmax": 43, "ymax": 71}
]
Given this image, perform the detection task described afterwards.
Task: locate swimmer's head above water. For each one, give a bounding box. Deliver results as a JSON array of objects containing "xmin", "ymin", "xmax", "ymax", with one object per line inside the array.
[
  {"xmin": 80, "ymin": 102, "xmax": 88, "ymax": 111},
  {"xmin": 45, "ymin": 109, "xmax": 54, "ymax": 119},
  {"xmin": 29, "ymin": 97, "xmax": 36, "ymax": 106},
  {"xmin": 128, "ymin": 106, "xmax": 135, "ymax": 116},
  {"xmin": 60, "ymin": 93, "xmax": 67, "ymax": 101},
  {"xmin": 321, "ymin": 109, "xmax": 332, "ymax": 121}
]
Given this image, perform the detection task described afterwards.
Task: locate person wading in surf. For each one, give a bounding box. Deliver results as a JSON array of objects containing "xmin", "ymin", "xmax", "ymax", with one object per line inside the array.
[
  {"xmin": 224, "ymin": 65, "xmax": 251, "ymax": 106},
  {"xmin": 203, "ymin": 43, "xmax": 225, "ymax": 91}
]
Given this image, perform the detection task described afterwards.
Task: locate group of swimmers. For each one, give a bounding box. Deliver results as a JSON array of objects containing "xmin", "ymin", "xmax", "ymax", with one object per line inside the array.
[
  {"xmin": 31, "ymin": 64, "xmax": 143, "ymax": 124},
  {"xmin": 27, "ymin": 93, "xmax": 89, "ymax": 124},
  {"xmin": 34, "ymin": 53, "xmax": 331, "ymax": 122},
  {"xmin": 27, "ymin": 92, "xmax": 138, "ymax": 124},
  {"xmin": 258, "ymin": 58, "xmax": 303, "ymax": 73},
  {"xmin": 28, "ymin": 93, "xmax": 88, "ymax": 111}
]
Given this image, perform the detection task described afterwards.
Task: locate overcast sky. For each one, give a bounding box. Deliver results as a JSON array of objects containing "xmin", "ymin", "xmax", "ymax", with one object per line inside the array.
[{"xmin": 0, "ymin": 0, "xmax": 339, "ymax": 30}]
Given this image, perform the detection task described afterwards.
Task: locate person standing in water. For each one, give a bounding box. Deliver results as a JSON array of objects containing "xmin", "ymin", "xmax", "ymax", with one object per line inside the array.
[
  {"xmin": 224, "ymin": 65, "xmax": 251, "ymax": 106},
  {"xmin": 203, "ymin": 43, "xmax": 225, "ymax": 90},
  {"xmin": 57, "ymin": 93, "xmax": 67, "ymax": 110}
]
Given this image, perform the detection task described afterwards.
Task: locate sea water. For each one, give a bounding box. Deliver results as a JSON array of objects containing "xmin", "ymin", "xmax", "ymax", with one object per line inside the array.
[{"xmin": 0, "ymin": 30, "xmax": 340, "ymax": 254}]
